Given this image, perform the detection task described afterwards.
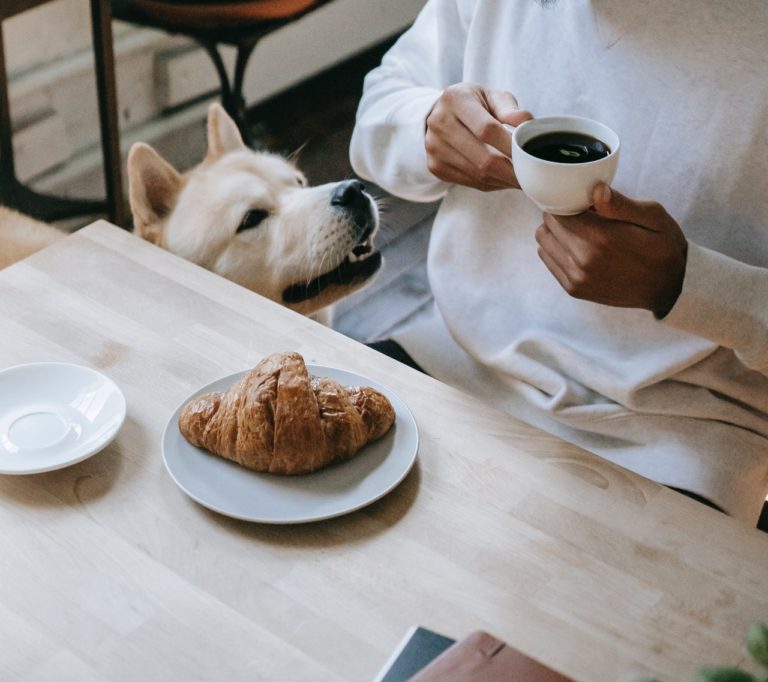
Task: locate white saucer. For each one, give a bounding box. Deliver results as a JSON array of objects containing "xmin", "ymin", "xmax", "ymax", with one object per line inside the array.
[
  {"xmin": 0, "ymin": 362, "xmax": 127, "ymax": 474},
  {"xmin": 162, "ymin": 365, "xmax": 418, "ymax": 524}
]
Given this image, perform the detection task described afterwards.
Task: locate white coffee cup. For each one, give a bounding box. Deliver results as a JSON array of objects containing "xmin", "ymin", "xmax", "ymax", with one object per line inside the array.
[{"xmin": 511, "ymin": 115, "xmax": 620, "ymax": 215}]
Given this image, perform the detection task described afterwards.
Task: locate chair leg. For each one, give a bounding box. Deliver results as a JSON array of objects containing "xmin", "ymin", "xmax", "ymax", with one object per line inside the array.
[
  {"xmin": 90, "ymin": 0, "xmax": 128, "ymax": 227},
  {"xmin": 0, "ymin": 20, "xmax": 105, "ymax": 222},
  {"xmin": 198, "ymin": 38, "xmax": 259, "ymax": 146},
  {"xmin": 0, "ymin": 21, "xmax": 16, "ymax": 182},
  {"xmin": 232, "ymin": 39, "xmax": 259, "ymax": 142}
]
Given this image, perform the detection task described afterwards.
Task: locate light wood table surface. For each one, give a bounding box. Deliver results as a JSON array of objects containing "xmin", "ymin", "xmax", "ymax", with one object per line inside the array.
[{"xmin": 0, "ymin": 222, "xmax": 766, "ymax": 682}]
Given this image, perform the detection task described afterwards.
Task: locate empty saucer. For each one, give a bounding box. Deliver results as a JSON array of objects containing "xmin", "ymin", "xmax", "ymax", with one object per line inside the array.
[{"xmin": 0, "ymin": 362, "xmax": 126, "ymax": 474}]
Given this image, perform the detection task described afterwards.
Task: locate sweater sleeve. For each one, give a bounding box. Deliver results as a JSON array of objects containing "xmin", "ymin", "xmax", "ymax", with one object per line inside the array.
[
  {"xmin": 661, "ymin": 241, "xmax": 768, "ymax": 373},
  {"xmin": 350, "ymin": 0, "xmax": 469, "ymax": 203}
]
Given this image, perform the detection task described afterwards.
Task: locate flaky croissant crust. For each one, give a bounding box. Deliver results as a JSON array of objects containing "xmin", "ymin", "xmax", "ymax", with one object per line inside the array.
[{"xmin": 178, "ymin": 352, "xmax": 395, "ymax": 475}]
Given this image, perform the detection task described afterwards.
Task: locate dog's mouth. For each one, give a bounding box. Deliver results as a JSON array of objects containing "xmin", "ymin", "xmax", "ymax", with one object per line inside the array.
[{"xmin": 282, "ymin": 238, "xmax": 382, "ymax": 304}]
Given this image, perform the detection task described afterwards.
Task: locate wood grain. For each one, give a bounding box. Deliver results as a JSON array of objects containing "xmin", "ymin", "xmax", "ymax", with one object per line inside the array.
[{"xmin": 0, "ymin": 222, "xmax": 765, "ymax": 682}]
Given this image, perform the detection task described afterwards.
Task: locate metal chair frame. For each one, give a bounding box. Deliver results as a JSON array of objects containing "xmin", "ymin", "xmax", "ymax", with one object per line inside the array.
[
  {"xmin": 111, "ymin": 0, "xmax": 332, "ymax": 146},
  {"xmin": 0, "ymin": 0, "xmax": 125, "ymax": 224}
]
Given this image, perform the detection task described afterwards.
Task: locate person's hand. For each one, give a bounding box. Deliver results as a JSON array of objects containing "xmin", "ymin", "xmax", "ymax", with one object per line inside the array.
[
  {"xmin": 535, "ymin": 184, "xmax": 688, "ymax": 316},
  {"xmin": 425, "ymin": 83, "xmax": 533, "ymax": 191}
]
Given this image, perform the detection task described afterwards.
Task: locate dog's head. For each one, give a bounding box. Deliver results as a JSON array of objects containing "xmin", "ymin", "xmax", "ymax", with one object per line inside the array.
[{"xmin": 127, "ymin": 103, "xmax": 381, "ymax": 315}]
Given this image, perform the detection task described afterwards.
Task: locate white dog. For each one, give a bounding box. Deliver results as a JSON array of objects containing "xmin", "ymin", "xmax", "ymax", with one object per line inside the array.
[
  {"xmin": 127, "ymin": 103, "xmax": 382, "ymax": 323},
  {"xmin": 1, "ymin": 104, "xmax": 382, "ymax": 324}
]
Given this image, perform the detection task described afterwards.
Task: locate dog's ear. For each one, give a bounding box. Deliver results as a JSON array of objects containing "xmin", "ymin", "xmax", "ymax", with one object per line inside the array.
[
  {"xmin": 127, "ymin": 143, "xmax": 182, "ymax": 245},
  {"xmin": 205, "ymin": 102, "xmax": 246, "ymax": 161}
]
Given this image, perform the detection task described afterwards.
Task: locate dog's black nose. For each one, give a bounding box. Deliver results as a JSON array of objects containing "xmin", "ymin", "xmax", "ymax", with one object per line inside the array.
[{"xmin": 331, "ymin": 180, "xmax": 367, "ymax": 207}]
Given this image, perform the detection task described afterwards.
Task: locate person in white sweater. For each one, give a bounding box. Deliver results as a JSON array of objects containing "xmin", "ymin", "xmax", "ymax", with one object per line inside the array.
[{"xmin": 350, "ymin": 0, "xmax": 768, "ymax": 525}]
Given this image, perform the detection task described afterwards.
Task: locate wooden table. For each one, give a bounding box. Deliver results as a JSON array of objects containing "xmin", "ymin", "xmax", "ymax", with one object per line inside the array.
[{"xmin": 0, "ymin": 222, "xmax": 766, "ymax": 682}]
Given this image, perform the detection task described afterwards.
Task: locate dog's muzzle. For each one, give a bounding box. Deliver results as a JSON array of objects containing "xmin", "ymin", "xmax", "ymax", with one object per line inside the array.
[
  {"xmin": 282, "ymin": 180, "xmax": 381, "ymax": 304},
  {"xmin": 282, "ymin": 250, "xmax": 382, "ymax": 304},
  {"xmin": 331, "ymin": 179, "xmax": 375, "ymax": 241}
]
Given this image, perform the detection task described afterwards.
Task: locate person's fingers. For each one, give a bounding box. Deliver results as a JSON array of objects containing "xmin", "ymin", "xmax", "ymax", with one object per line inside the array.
[
  {"xmin": 438, "ymin": 163, "xmax": 508, "ymax": 191},
  {"xmin": 454, "ymin": 90, "xmax": 530, "ymax": 158},
  {"xmin": 486, "ymin": 91, "xmax": 534, "ymax": 126},
  {"xmin": 535, "ymin": 220, "xmax": 580, "ymax": 282},
  {"xmin": 591, "ymin": 183, "xmax": 670, "ymax": 231},
  {"xmin": 484, "ymin": 89, "xmax": 534, "ymax": 153},
  {"xmin": 538, "ymin": 244, "xmax": 574, "ymax": 294},
  {"xmin": 540, "ymin": 212, "xmax": 596, "ymax": 265},
  {"xmin": 449, "ymin": 131, "xmax": 516, "ymax": 186},
  {"xmin": 485, "ymin": 89, "xmax": 520, "ymax": 114},
  {"xmin": 426, "ymin": 84, "xmax": 533, "ymax": 189},
  {"xmin": 427, "ymin": 110, "xmax": 516, "ymax": 187},
  {"xmin": 427, "ymin": 154, "xmax": 508, "ymax": 192}
]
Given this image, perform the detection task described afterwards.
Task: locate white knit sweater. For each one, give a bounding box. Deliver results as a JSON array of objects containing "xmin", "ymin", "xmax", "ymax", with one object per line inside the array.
[{"xmin": 350, "ymin": 0, "xmax": 768, "ymax": 523}]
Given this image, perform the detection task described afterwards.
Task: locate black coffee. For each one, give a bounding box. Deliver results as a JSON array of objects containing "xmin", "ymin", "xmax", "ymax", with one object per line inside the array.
[{"xmin": 523, "ymin": 131, "xmax": 610, "ymax": 164}]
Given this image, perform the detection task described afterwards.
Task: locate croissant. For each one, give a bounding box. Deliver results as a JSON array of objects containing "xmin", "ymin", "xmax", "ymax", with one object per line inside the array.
[{"xmin": 178, "ymin": 351, "xmax": 395, "ymax": 475}]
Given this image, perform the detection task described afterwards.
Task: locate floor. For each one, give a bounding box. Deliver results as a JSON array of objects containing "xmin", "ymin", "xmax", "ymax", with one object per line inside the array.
[{"xmin": 245, "ymin": 42, "xmax": 438, "ymax": 344}]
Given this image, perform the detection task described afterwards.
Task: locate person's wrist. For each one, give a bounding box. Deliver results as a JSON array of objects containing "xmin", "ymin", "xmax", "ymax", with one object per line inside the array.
[{"xmin": 653, "ymin": 239, "xmax": 688, "ymax": 318}]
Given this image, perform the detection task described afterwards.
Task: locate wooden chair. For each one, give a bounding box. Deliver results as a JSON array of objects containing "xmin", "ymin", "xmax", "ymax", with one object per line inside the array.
[{"xmin": 111, "ymin": 0, "xmax": 331, "ymax": 145}]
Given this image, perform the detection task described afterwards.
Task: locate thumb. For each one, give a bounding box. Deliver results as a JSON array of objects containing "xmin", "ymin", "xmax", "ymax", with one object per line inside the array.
[
  {"xmin": 485, "ymin": 89, "xmax": 534, "ymax": 127},
  {"xmin": 592, "ymin": 183, "xmax": 667, "ymax": 230}
]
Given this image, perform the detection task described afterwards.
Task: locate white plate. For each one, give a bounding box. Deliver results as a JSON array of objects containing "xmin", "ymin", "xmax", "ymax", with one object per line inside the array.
[
  {"xmin": 162, "ymin": 365, "xmax": 419, "ymax": 523},
  {"xmin": 0, "ymin": 362, "xmax": 127, "ymax": 474}
]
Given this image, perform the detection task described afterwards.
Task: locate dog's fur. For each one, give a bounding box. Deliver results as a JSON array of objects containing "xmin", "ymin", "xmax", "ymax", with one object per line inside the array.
[
  {"xmin": 128, "ymin": 103, "xmax": 381, "ymax": 322},
  {"xmin": 0, "ymin": 205, "xmax": 65, "ymax": 270},
  {"xmin": 1, "ymin": 104, "xmax": 382, "ymax": 323}
]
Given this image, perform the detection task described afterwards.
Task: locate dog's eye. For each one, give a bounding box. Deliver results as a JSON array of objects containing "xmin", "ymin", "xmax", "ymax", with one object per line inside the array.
[
  {"xmin": 296, "ymin": 175, "xmax": 307, "ymax": 187},
  {"xmin": 237, "ymin": 209, "xmax": 269, "ymax": 233}
]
